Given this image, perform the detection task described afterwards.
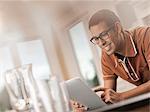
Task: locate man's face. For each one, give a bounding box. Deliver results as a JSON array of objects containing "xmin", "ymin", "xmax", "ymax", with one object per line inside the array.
[{"xmin": 90, "ymin": 22, "xmax": 118, "ymax": 55}]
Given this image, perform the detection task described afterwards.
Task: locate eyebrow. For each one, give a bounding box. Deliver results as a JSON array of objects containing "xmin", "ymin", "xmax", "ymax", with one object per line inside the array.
[{"xmin": 94, "ymin": 29, "xmax": 108, "ymax": 38}]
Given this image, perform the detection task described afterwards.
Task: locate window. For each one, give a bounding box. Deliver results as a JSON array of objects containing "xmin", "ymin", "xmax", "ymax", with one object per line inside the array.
[
  {"xmin": 69, "ymin": 22, "xmax": 99, "ymax": 87},
  {"xmin": 17, "ymin": 40, "xmax": 51, "ymax": 79},
  {"xmin": 0, "ymin": 47, "xmax": 14, "ymax": 92}
]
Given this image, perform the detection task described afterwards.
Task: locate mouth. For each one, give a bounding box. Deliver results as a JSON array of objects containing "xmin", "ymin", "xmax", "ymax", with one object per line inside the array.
[{"xmin": 103, "ymin": 43, "xmax": 111, "ymax": 51}]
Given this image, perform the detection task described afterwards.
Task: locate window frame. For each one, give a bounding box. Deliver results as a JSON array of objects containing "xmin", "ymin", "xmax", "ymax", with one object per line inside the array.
[{"xmin": 64, "ymin": 13, "xmax": 103, "ymax": 86}]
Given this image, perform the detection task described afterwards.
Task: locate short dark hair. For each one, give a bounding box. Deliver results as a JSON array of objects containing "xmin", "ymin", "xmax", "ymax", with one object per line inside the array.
[{"xmin": 89, "ymin": 9, "xmax": 120, "ymax": 29}]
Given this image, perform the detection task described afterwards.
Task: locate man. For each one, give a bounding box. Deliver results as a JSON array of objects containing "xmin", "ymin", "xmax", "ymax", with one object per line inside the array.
[{"xmin": 72, "ymin": 9, "xmax": 150, "ymax": 112}]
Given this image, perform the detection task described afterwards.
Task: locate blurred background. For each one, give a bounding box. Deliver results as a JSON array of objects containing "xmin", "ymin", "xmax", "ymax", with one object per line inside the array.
[{"xmin": 0, "ymin": 0, "xmax": 149, "ymax": 110}]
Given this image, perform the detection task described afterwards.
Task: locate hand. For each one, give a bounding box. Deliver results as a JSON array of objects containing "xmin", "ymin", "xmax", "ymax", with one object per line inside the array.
[
  {"xmin": 93, "ymin": 87, "xmax": 124, "ymax": 104},
  {"xmin": 100, "ymin": 88, "xmax": 124, "ymax": 104},
  {"xmin": 70, "ymin": 100, "xmax": 88, "ymax": 112}
]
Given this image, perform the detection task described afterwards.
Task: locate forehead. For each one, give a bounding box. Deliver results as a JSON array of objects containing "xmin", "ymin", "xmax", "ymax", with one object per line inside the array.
[{"xmin": 90, "ymin": 22, "xmax": 108, "ymax": 37}]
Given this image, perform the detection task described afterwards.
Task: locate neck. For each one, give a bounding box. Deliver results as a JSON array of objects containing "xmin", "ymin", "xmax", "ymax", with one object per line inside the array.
[{"xmin": 115, "ymin": 31, "xmax": 126, "ymax": 56}]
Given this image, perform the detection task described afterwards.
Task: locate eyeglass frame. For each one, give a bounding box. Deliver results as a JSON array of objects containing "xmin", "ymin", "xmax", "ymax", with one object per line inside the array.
[{"xmin": 90, "ymin": 25, "xmax": 114, "ymax": 44}]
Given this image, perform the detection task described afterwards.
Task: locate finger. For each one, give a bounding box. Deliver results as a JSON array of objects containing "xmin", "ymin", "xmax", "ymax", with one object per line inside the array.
[
  {"xmin": 105, "ymin": 99, "xmax": 114, "ymax": 104},
  {"xmin": 74, "ymin": 103, "xmax": 80, "ymax": 108},
  {"xmin": 70, "ymin": 101, "xmax": 80, "ymax": 108},
  {"xmin": 78, "ymin": 104, "xmax": 84, "ymax": 108},
  {"xmin": 70, "ymin": 100, "xmax": 75, "ymax": 106},
  {"xmin": 93, "ymin": 87, "xmax": 107, "ymax": 92},
  {"xmin": 75, "ymin": 102, "xmax": 79, "ymax": 105},
  {"xmin": 104, "ymin": 95, "xmax": 115, "ymax": 104},
  {"xmin": 109, "ymin": 94, "xmax": 121, "ymax": 103},
  {"xmin": 73, "ymin": 107, "xmax": 87, "ymax": 112},
  {"xmin": 104, "ymin": 90, "xmax": 119, "ymax": 103},
  {"xmin": 101, "ymin": 92, "xmax": 105, "ymax": 98},
  {"xmin": 101, "ymin": 97, "xmax": 105, "ymax": 102},
  {"xmin": 105, "ymin": 101, "xmax": 113, "ymax": 105},
  {"xmin": 78, "ymin": 104, "xmax": 88, "ymax": 110},
  {"xmin": 76, "ymin": 107, "xmax": 86, "ymax": 112}
]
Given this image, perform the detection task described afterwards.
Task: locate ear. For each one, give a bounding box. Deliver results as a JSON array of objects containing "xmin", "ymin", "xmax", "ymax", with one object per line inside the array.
[{"xmin": 114, "ymin": 22, "xmax": 122, "ymax": 34}]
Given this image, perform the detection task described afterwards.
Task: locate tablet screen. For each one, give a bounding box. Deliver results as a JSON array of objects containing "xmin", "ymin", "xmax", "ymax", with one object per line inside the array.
[{"xmin": 65, "ymin": 77, "xmax": 106, "ymax": 110}]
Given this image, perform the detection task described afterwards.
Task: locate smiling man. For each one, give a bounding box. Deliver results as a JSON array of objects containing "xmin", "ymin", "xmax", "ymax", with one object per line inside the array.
[{"xmin": 72, "ymin": 9, "xmax": 150, "ymax": 112}]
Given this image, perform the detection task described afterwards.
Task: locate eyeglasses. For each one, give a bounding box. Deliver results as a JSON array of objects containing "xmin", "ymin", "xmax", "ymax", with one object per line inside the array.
[{"xmin": 90, "ymin": 26, "xmax": 114, "ymax": 45}]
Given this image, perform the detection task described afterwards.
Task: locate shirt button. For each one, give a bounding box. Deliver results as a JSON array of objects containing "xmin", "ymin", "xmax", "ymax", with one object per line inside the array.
[{"xmin": 131, "ymin": 73, "xmax": 134, "ymax": 76}]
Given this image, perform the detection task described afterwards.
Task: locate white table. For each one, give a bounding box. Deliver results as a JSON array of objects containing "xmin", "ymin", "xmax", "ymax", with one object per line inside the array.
[{"xmin": 88, "ymin": 92, "xmax": 150, "ymax": 112}]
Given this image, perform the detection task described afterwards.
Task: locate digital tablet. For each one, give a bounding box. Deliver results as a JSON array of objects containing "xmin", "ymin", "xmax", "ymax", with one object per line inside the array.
[{"xmin": 65, "ymin": 77, "xmax": 106, "ymax": 110}]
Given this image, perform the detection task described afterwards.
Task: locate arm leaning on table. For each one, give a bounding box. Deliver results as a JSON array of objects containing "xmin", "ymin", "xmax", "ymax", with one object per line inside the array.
[{"xmin": 94, "ymin": 79, "xmax": 150, "ymax": 104}]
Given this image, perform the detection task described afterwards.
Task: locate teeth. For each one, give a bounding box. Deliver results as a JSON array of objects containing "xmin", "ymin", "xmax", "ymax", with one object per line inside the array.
[
  {"xmin": 105, "ymin": 44, "xmax": 111, "ymax": 51},
  {"xmin": 105, "ymin": 46, "xmax": 110, "ymax": 51}
]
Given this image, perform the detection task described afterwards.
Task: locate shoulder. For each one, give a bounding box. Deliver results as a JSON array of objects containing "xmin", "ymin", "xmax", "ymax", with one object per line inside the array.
[
  {"xmin": 128, "ymin": 26, "xmax": 150, "ymax": 48},
  {"xmin": 130, "ymin": 26, "xmax": 150, "ymax": 40}
]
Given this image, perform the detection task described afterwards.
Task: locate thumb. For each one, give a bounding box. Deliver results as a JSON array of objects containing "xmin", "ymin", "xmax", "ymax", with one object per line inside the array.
[{"xmin": 93, "ymin": 87, "xmax": 107, "ymax": 92}]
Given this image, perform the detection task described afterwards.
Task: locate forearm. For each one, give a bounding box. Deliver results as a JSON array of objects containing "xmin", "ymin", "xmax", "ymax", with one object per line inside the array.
[
  {"xmin": 104, "ymin": 79, "xmax": 117, "ymax": 91},
  {"xmin": 121, "ymin": 80, "xmax": 150, "ymax": 99}
]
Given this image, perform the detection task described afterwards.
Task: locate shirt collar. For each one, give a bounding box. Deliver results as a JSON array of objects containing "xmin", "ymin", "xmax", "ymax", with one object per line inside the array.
[{"xmin": 123, "ymin": 30, "xmax": 137, "ymax": 57}]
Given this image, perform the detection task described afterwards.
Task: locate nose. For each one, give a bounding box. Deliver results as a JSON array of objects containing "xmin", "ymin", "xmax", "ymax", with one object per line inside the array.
[{"xmin": 96, "ymin": 38, "xmax": 106, "ymax": 46}]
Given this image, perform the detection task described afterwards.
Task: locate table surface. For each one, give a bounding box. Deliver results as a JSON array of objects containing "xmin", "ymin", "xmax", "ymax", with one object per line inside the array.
[{"xmin": 88, "ymin": 92, "xmax": 150, "ymax": 112}]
